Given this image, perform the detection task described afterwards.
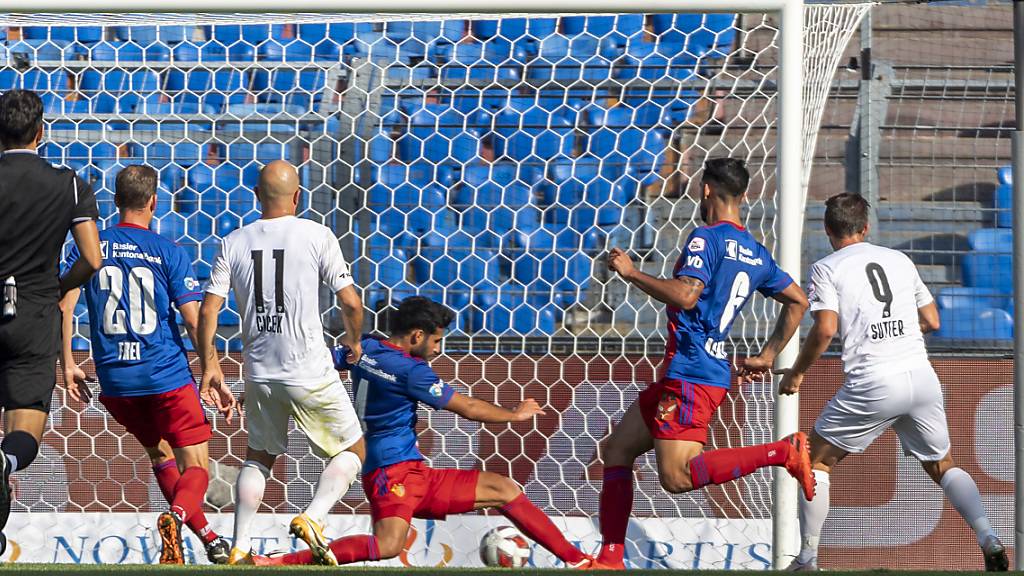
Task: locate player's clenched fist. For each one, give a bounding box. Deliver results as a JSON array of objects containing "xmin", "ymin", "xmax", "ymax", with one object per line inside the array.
[
  {"xmin": 607, "ymin": 247, "xmax": 636, "ymax": 279},
  {"xmin": 512, "ymin": 398, "xmax": 546, "ymax": 421},
  {"xmin": 776, "ymin": 369, "xmax": 803, "ymax": 396}
]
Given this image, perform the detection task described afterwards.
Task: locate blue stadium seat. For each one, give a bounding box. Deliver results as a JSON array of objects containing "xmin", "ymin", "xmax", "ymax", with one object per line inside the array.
[
  {"xmin": 6, "ymin": 39, "xmax": 75, "ymax": 61},
  {"xmin": 967, "ymin": 228, "xmax": 1011, "ymax": 252},
  {"xmin": 367, "ymin": 233, "xmax": 409, "ymax": 287},
  {"xmin": 20, "ymin": 69, "xmax": 70, "ymax": 94},
  {"xmin": 561, "ymin": 16, "xmax": 616, "ymax": 37},
  {"xmin": 999, "ymin": 165, "xmax": 1012, "ymax": 186},
  {"xmin": 112, "ymin": 25, "xmax": 191, "ymax": 45},
  {"xmin": 935, "ymin": 307, "xmax": 1013, "ymax": 340},
  {"xmin": 962, "ymin": 252, "xmax": 1012, "ymax": 291},
  {"xmin": 86, "ymin": 41, "xmax": 145, "ymax": 62},
  {"xmin": 258, "ymin": 39, "xmax": 315, "ymax": 62},
  {"xmin": 996, "ymin": 183, "xmax": 1012, "ymax": 228},
  {"xmin": 936, "ymin": 286, "xmax": 1010, "ymax": 311},
  {"xmin": 493, "ymin": 106, "xmax": 575, "ymax": 161}
]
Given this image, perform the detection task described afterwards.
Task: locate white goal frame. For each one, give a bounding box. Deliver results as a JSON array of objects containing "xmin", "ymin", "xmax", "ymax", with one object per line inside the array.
[{"xmin": 10, "ymin": 0, "xmax": 808, "ymax": 568}]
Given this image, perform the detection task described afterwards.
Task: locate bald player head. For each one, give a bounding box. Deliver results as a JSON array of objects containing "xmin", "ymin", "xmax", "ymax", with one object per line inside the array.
[{"xmin": 256, "ymin": 160, "xmax": 301, "ymax": 218}]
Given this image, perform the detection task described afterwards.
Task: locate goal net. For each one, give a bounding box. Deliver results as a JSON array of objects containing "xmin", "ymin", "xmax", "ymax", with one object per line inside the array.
[{"xmin": 0, "ymin": 4, "xmax": 865, "ymax": 567}]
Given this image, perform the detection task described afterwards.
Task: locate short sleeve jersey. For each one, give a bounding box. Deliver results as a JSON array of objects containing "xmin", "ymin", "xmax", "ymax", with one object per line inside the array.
[
  {"xmin": 808, "ymin": 242, "xmax": 933, "ymax": 382},
  {"xmin": 335, "ymin": 337, "xmax": 455, "ymax": 473},
  {"xmin": 664, "ymin": 221, "xmax": 794, "ymax": 388},
  {"xmin": 0, "ymin": 150, "xmax": 98, "ymax": 304},
  {"xmin": 205, "ymin": 216, "xmax": 355, "ymax": 385},
  {"xmin": 65, "ymin": 223, "xmax": 201, "ymax": 397}
]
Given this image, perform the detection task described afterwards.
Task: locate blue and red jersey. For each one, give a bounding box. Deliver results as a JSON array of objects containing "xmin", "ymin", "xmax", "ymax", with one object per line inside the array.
[
  {"xmin": 334, "ymin": 337, "xmax": 455, "ymax": 473},
  {"xmin": 664, "ymin": 221, "xmax": 793, "ymax": 389},
  {"xmin": 65, "ymin": 223, "xmax": 201, "ymax": 397}
]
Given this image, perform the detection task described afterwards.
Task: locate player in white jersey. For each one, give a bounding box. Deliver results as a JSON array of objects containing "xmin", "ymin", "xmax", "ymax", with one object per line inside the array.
[
  {"xmin": 197, "ymin": 160, "xmax": 366, "ymax": 566},
  {"xmin": 779, "ymin": 193, "xmax": 1006, "ymax": 572}
]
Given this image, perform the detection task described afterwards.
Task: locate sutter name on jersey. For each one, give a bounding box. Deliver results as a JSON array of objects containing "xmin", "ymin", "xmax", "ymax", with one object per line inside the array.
[{"xmin": 869, "ymin": 319, "xmax": 906, "ymax": 341}]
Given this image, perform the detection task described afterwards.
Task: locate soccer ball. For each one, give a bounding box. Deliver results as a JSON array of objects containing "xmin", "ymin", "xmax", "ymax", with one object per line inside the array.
[{"xmin": 479, "ymin": 525, "xmax": 531, "ymax": 567}]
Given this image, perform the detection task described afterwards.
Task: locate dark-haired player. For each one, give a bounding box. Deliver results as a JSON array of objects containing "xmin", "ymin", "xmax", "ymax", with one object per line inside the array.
[
  {"xmin": 252, "ymin": 296, "xmax": 594, "ymax": 568},
  {"xmin": 60, "ymin": 165, "xmax": 232, "ymax": 564},
  {"xmin": 0, "ymin": 89, "xmax": 102, "ymax": 553},
  {"xmin": 594, "ymin": 158, "xmax": 813, "ymax": 569},
  {"xmin": 780, "ymin": 193, "xmax": 1007, "ymax": 572}
]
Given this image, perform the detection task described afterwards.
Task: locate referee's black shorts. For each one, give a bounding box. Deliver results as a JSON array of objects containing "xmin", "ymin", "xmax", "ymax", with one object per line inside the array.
[{"xmin": 0, "ymin": 300, "xmax": 59, "ymax": 413}]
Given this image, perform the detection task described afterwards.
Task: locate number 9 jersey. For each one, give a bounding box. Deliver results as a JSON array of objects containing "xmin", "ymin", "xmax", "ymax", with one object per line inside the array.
[
  {"xmin": 65, "ymin": 223, "xmax": 202, "ymax": 397},
  {"xmin": 807, "ymin": 241, "xmax": 933, "ymax": 383},
  {"xmin": 666, "ymin": 222, "xmax": 794, "ymax": 389}
]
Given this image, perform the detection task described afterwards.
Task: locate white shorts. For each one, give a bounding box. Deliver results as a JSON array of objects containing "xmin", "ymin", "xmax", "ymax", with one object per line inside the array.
[
  {"xmin": 245, "ymin": 376, "xmax": 362, "ymax": 458},
  {"xmin": 814, "ymin": 365, "xmax": 951, "ymax": 461}
]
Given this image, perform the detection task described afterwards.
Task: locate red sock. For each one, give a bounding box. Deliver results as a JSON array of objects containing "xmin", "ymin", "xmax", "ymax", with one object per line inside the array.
[
  {"xmin": 154, "ymin": 460, "xmax": 218, "ymax": 544},
  {"xmin": 597, "ymin": 466, "xmax": 633, "ymax": 565},
  {"xmin": 278, "ymin": 535, "xmax": 380, "ymax": 565},
  {"xmin": 170, "ymin": 467, "xmax": 217, "ymax": 544},
  {"xmin": 153, "ymin": 459, "xmax": 180, "ymax": 503},
  {"xmin": 689, "ymin": 439, "xmax": 789, "ymax": 489},
  {"xmin": 500, "ymin": 494, "xmax": 585, "ymax": 565}
]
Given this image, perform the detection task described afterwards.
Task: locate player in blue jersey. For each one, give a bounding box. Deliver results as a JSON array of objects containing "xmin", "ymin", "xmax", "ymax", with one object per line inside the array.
[
  {"xmin": 593, "ymin": 158, "xmax": 814, "ymax": 569},
  {"xmin": 252, "ymin": 297, "xmax": 594, "ymax": 568},
  {"xmin": 59, "ymin": 166, "xmax": 235, "ymax": 565}
]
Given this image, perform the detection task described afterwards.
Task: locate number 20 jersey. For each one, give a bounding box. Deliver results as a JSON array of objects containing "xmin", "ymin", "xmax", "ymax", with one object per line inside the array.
[
  {"xmin": 67, "ymin": 223, "xmax": 201, "ymax": 397},
  {"xmin": 807, "ymin": 241, "xmax": 933, "ymax": 383},
  {"xmin": 205, "ymin": 216, "xmax": 355, "ymax": 385},
  {"xmin": 666, "ymin": 222, "xmax": 794, "ymax": 389}
]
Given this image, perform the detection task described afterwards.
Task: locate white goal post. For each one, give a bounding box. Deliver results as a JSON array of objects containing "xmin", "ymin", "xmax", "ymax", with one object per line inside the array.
[{"xmin": 1, "ymin": 1, "xmax": 867, "ymax": 568}]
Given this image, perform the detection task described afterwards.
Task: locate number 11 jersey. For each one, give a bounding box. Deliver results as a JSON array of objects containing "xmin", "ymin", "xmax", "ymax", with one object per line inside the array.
[
  {"xmin": 807, "ymin": 241, "xmax": 933, "ymax": 383},
  {"xmin": 206, "ymin": 215, "xmax": 355, "ymax": 385}
]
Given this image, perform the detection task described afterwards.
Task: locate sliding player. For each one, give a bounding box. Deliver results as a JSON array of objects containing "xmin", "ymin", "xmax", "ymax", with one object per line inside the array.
[
  {"xmin": 779, "ymin": 193, "xmax": 1007, "ymax": 572},
  {"xmin": 59, "ymin": 165, "xmax": 232, "ymax": 564},
  {"xmin": 250, "ymin": 297, "xmax": 593, "ymax": 569},
  {"xmin": 595, "ymin": 158, "xmax": 814, "ymax": 569}
]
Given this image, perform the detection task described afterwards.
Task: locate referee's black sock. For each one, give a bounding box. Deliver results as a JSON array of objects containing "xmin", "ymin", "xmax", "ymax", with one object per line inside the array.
[{"xmin": 1, "ymin": 431, "xmax": 38, "ymax": 473}]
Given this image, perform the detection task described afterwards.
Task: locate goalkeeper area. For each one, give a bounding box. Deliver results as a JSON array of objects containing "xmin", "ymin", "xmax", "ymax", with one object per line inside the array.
[{"xmin": 0, "ymin": 0, "xmax": 1016, "ymax": 571}]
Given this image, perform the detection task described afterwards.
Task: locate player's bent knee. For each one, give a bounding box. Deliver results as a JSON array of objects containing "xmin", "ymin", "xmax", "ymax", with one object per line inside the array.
[
  {"xmin": 375, "ymin": 534, "xmax": 406, "ymax": 559},
  {"xmin": 659, "ymin": 472, "xmax": 692, "ymax": 494},
  {"xmin": 1, "ymin": 431, "xmax": 39, "ymax": 472}
]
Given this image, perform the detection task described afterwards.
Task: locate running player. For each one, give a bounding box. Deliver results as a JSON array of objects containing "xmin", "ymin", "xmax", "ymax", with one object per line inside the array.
[
  {"xmin": 594, "ymin": 158, "xmax": 814, "ymax": 569},
  {"xmin": 58, "ymin": 165, "xmax": 232, "ymax": 564},
  {"xmin": 198, "ymin": 160, "xmax": 366, "ymax": 565},
  {"xmin": 250, "ymin": 297, "xmax": 593, "ymax": 568},
  {"xmin": 779, "ymin": 193, "xmax": 1007, "ymax": 572}
]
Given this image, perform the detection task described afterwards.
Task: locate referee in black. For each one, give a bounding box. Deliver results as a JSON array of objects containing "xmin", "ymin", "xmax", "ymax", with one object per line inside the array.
[{"xmin": 0, "ymin": 89, "xmax": 102, "ymax": 550}]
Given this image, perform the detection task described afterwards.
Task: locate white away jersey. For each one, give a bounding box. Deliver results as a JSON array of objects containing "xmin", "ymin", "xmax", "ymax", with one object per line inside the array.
[
  {"xmin": 206, "ymin": 216, "xmax": 355, "ymax": 385},
  {"xmin": 808, "ymin": 242, "xmax": 933, "ymax": 382}
]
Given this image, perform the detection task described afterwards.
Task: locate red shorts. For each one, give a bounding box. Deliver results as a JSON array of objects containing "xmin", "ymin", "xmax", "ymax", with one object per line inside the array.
[
  {"xmin": 100, "ymin": 382, "xmax": 211, "ymax": 449},
  {"xmin": 637, "ymin": 378, "xmax": 728, "ymax": 443},
  {"xmin": 363, "ymin": 460, "xmax": 480, "ymax": 522}
]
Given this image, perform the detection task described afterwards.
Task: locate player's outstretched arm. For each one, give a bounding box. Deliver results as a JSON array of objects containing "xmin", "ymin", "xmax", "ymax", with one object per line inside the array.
[
  {"xmin": 58, "ymin": 288, "xmax": 92, "ymax": 403},
  {"xmin": 445, "ymin": 393, "xmax": 545, "ymax": 424},
  {"xmin": 59, "ymin": 221, "xmax": 102, "ymax": 296},
  {"xmin": 606, "ymin": 247, "xmax": 704, "ymax": 310},
  {"xmin": 777, "ymin": 309, "xmax": 837, "ymax": 395},
  {"xmin": 739, "ymin": 282, "xmax": 809, "ymax": 382},
  {"xmin": 335, "ymin": 285, "xmax": 364, "ymax": 364},
  {"xmin": 198, "ymin": 293, "xmax": 237, "ymax": 423}
]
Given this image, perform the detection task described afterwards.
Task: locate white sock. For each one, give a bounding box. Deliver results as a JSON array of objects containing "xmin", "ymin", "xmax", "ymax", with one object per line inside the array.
[
  {"xmin": 6, "ymin": 454, "xmax": 17, "ymax": 473},
  {"xmin": 940, "ymin": 467, "xmax": 995, "ymax": 547},
  {"xmin": 797, "ymin": 469, "xmax": 830, "ymax": 565},
  {"xmin": 304, "ymin": 451, "xmax": 361, "ymax": 526},
  {"xmin": 233, "ymin": 460, "xmax": 270, "ymax": 553}
]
